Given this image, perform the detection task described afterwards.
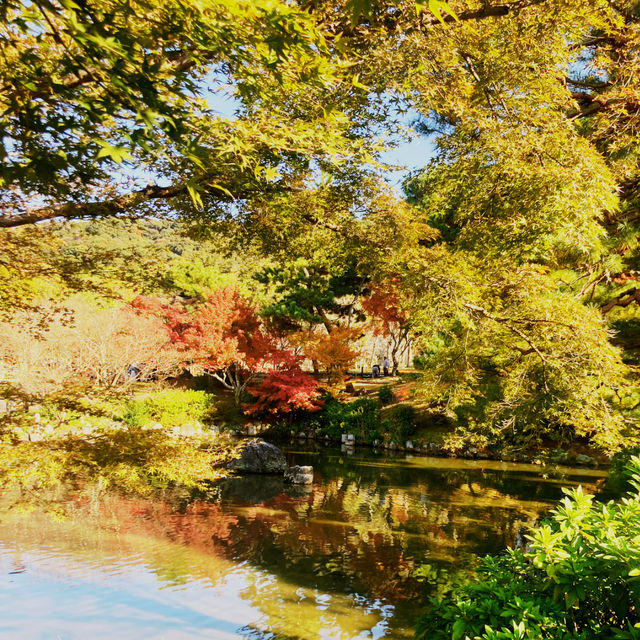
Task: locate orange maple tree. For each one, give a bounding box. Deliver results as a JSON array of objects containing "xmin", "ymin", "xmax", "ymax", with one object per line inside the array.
[
  {"xmin": 361, "ymin": 279, "xmax": 412, "ymax": 375},
  {"xmin": 293, "ymin": 326, "xmax": 361, "ymax": 384}
]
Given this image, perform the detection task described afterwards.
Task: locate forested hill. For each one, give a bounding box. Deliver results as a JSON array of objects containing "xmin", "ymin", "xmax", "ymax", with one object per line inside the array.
[{"xmin": 36, "ymin": 218, "xmax": 273, "ymax": 303}]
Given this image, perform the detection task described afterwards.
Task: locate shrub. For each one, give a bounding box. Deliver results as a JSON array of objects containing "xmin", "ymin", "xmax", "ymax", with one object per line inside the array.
[
  {"xmin": 311, "ymin": 396, "xmax": 380, "ymax": 442},
  {"xmin": 378, "ymin": 385, "xmax": 393, "ymax": 405},
  {"xmin": 608, "ymin": 445, "xmax": 640, "ymax": 495},
  {"xmin": 416, "ymin": 457, "xmax": 640, "ymax": 640},
  {"xmin": 389, "ymin": 404, "xmax": 416, "ymax": 439},
  {"xmin": 413, "ymin": 355, "xmax": 429, "ymax": 370},
  {"xmin": 338, "ymin": 397, "xmax": 379, "ymax": 441},
  {"xmin": 122, "ymin": 389, "xmax": 216, "ymax": 428}
]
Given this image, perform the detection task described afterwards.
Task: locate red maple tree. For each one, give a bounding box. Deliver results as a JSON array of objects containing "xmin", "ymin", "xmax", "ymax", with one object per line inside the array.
[
  {"xmin": 133, "ymin": 288, "xmax": 308, "ymax": 407},
  {"xmin": 245, "ymin": 369, "xmax": 323, "ymax": 417}
]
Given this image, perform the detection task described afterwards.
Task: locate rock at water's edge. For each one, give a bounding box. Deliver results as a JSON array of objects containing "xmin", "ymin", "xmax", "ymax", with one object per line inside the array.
[
  {"xmin": 226, "ymin": 438, "xmax": 287, "ymax": 474},
  {"xmin": 283, "ymin": 465, "xmax": 314, "ymax": 485}
]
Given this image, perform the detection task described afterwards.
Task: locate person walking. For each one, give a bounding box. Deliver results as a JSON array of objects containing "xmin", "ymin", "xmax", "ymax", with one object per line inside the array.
[{"xmin": 383, "ymin": 357, "xmax": 390, "ymax": 377}]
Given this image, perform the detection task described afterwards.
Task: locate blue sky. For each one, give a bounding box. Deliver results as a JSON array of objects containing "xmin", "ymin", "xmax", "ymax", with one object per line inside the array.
[{"xmin": 380, "ymin": 135, "xmax": 435, "ymax": 190}]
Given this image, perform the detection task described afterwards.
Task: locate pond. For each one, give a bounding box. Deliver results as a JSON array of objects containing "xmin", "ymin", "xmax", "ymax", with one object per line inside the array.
[{"xmin": 0, "ymin": 445, "xmax": 607, "ymax": 639}]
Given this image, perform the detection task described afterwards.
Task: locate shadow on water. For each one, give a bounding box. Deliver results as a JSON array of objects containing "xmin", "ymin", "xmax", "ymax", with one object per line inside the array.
[
  {"xmin": 0, "ymin": 444, "xmax": 607, "ymax": 639},
  {"xmin": 216, "ymin": 475, "xmax": 313, "ymax": 504}
]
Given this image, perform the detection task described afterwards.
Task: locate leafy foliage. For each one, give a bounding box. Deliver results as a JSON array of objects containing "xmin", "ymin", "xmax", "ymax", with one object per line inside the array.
[
  {"xmin": 362, "ymin": 279, "xmax": 412, "ymax": 374},
  {"xmin": 245, "ymin": 370, "xmax": 323, "ymax": 417},
  {"xmin": 310, "ymin": 396, "xmax": 381, "ymax": 442},
  {"xmin": 378, "ymin": 385, "xmax": 393, "ymax": 404},
  {"xmin": 0, "ymin": 0, "xmax": 344, "ymax": 199},
  {"xmin": 388, "ymin": 404, "xmax": 416, "ymax": 440},
  {"xmin": 0, "ymin": 298, "xmax": 183, "ymax": 402},
  {"xmin": 403, "ymin": 253, "xmax": 627, "ymax": 451},
  {"xmin": 134, "ymin": 287, "xmax": 303, "ymax": 405},
  {"xmin": 122, "ymin": 389, "xmax": 216, "ymax": 428},
  {"xmin": 417, "ymin": 456, "xmax": 640, "ymax": 640},
  {"xmin": 6, "ymin": 0, "xmax": 640, "ymax": 453},
  {"xmin": 293, "ymin": 326, "xmax": 362, "ymax": 384},
  {"xmin": 0, "ymin": 426, "xmax": 228, "ymax": 501}
]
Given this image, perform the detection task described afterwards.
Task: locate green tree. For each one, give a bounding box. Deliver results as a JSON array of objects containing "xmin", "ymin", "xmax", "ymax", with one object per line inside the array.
[{"xmin": 0, "ymin": 0, "xmax": 380, "ymax": 228}]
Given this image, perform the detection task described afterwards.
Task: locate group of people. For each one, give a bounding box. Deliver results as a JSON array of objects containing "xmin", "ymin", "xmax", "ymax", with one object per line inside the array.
[{"xmin": 372, "ymin": 357, "xmax": 391, "ymax": 378}]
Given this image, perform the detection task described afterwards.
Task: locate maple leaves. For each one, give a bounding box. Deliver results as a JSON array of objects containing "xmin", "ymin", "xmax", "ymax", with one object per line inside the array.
[
  {"xmin": 245, "ymin": 370, "xmax": 323, "ymax": 417},
  {"xmin": 292, "ymin": 326, "xmax": 361, "ymax": 384},
  {"xmin": 132, "ymin": 287, "xmax": 316, "ymax": 412},
  {"xmin": 362, "ymin": 279, "xmax": 412, "ymax": 374}
]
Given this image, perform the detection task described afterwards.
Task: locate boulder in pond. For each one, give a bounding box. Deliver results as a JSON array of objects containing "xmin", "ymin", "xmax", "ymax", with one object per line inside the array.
[
  {"xmin": 283, "ymin": 465, "xmax": 314, "ymax": 485},
  {"xmin": 226, "ymin": 438, "xmax": 287, "ymax": 474},
  {"xmin": 575, "ymin": 453, "xmax": 595, "ymax": 466}
]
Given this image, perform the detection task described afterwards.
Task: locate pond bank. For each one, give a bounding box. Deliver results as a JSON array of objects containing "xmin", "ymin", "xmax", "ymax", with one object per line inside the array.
[{"xmin": 227, "ymin": 425, "xmax": 604, "ymax": 468}]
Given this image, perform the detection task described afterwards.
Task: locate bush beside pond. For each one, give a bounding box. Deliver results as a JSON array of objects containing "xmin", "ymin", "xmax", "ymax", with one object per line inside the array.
[
  {"xmin": 122, "ymin": 389, "xmax": 217, "ymax": 428},
  {"xmin": 290, "ymin": 394, "xmax": 417, "ymax": 445}
]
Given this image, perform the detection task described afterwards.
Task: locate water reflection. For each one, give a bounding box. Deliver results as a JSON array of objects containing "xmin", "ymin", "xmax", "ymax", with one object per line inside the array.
[{"xmin": 0, "ymin": 447, "xmax": 607, "ymax": 639}]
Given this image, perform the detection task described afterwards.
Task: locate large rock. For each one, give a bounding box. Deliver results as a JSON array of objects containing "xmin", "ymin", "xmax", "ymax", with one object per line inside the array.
[
  {"xmin": 575, "ymin": 453, "xmax": 595, "ymax": 466},
  {"xmin": 226, "ymin": 438, "xmax": 287, "ymax": 474},
  {"xmin": 283, "ymin": 465, "xmax": 314, "ymax": 485}
]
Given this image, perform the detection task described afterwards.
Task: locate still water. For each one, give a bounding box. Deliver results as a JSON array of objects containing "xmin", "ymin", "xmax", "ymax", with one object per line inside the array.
[{"xmin": 0, "ymin": 446, "xmax": 607, "ymax": 640}]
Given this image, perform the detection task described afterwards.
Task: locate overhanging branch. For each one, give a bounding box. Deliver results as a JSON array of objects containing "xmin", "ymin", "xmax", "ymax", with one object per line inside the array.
[
  {"xmin": 0, "ymin": 183, "xmax": 187, "ymax": 228},
  {"xmin": 601, "ymin": 288, "xmax": 640, "ymax": 314},
  {"xmin": 0, "ymin": 179, "xmax": 249, "ymax": 228},
  {"xmin": 463, "ymin": 302, "xmax": 548, "ymax": 364}
]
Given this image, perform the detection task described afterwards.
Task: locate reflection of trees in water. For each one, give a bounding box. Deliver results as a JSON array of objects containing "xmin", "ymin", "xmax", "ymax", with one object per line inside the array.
[
  {"xmin": 41, "ymin": 451, "xmax": 604, "ymax": 606},
  {"xmin": 208, "ymin": 466, "xmax": 587, "ymax": 605},
  {"xmin": 6, "ymin": 451, "xmax": 603, "ymax": 635},
  {"xmin": 235, "ymin": 570, "xmax": 405, "ymax": 640}
]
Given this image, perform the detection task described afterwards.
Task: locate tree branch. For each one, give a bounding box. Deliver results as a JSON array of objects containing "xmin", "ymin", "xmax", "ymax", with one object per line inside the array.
[
  {"xmin": 462, "ymin": 302, "xmax": 548, "ymax": 363},
  {"xmin": 0, "ymin": 183, "xmax": 187, "ymax": 228},
  {"xmin": 600, "ymin": 287, "xmax": 640, "ymax": 314},
  {"xmin": 419, "ymin": 0, "xmax": 546, "ymax": 26},
  {"xmin": 0, "ymin": 178, "xmax": 254, "ymax": 228},
  {"xmin": 320, "ymin": 0, "xmax": 548, "ymax": 38}
]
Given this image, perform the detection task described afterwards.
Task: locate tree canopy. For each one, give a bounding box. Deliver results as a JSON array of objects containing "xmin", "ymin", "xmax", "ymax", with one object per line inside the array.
[{"xmin": 5, "ymin": 0, "xmax": 640, "ymax": 451}]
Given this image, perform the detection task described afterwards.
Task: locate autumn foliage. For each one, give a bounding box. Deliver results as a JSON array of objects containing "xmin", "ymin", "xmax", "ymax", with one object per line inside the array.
[
  {"xmin": 133, "ymin": 288, "xmax": 317, "ymax": 411},
  {"xmin": 361, "ymin": 280, "xmax": 411, "ymax": 373},
  {"xmin": 245, "ymin": 370, "xmax": 322, "ymax": 417},
  {"xmin": 292, "ymin": 326, "xmax": 361, "ymax": 384}
]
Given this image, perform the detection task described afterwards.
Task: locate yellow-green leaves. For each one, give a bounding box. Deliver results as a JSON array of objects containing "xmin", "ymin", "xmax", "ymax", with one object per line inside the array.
[
  {"xmin": 346, "ymin": 0, "xmax": 457, "ymax": 26},
  {"xmin": 416, "ymin": 0, "xmax": 458, "ymax": 24},
  {"xmin": 95, "ymin": 142, "xmax": 133, "ymax": 164},
  {"xmin": 186, "ymin": 181, "xmax": 204, "ymax": 210}
]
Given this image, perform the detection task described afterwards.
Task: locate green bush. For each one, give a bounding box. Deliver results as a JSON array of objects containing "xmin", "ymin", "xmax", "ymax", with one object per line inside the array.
[
  {"xmin": 389, "ymin": 404, "xmax": 416, "ymax": 439},
  {"xmin": 122, "ymin": 400, "xmax": 150, "ymax": 427},
  {"xmin": 416, "ymin": 456, "xmax": 640, "ymax": 640},
  {"xmin": 413, "ymin": 354, "xmax": 431, "ymax": 370},
  {"xmin": 608, "ymin": 445, "xmax": 640, "ymax": 495},
  {"xmin": 311, "ymin": 396, "xmax": 380, "ymax": 442},
  {"xmin": 122, "ymin": 389, "xmax": 216, "ymax": 428},
  {"xmin": 378, "ymin": 385, "xmax": 393, "ymax": 405}
]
